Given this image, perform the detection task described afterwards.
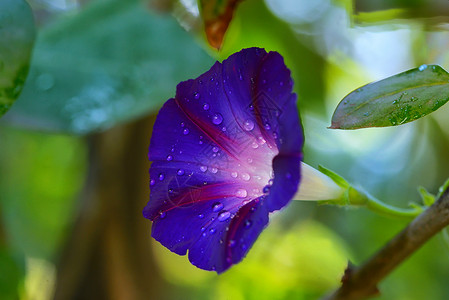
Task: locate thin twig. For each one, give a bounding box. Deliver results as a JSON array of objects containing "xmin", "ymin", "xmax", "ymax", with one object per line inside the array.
[{"xmin": 323, "ymin": 187, "xmax": 449, "ymax": 300}]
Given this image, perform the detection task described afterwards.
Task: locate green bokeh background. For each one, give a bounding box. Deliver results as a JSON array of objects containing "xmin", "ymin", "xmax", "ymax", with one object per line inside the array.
[{"xmin": 1, "ymin": 0, "xmax": 449, "ymax": 299}]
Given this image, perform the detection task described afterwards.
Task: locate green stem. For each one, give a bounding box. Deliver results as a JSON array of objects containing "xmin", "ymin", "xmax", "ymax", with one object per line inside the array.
[
  {"xmin": 364, "ymin": 194, "xmax": 423, "ymax": 219},
  {"xmin": 349, "ymin": 187, "xmax": 424, "ymax": 219}
]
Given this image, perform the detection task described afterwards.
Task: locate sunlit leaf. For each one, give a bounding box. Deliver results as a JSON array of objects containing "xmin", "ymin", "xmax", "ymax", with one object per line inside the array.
[
  {"xmin": 0, "ymin": 0, "xmax": 35, "ymax": 118},
  {"xmin": 5, "ymin": 0, "xmax": 213, "ymax": 134},
  {"xmin": 199, "ymin": 0, "xmax": 242, "ymax": 49},
  {"xmin": 330, "ymin": 65, "xmax": 449, "ymax": 129}
]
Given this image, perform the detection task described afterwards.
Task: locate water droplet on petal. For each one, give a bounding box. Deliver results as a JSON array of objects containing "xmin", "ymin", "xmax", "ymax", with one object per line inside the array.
[
  {"xmin": 236, "ymin": 188, "xmax": 247, "ymax": 198},
  {"xmin": 194, "ymin": 92, "xmax": 200, "ymax": 99},
  {"xmin": 212, "ymin": 113, "xmax": 223, "ymax": 125},
  {"xmin": 229, "ymin": 240, "xmax": 236, "ymax": 247},
  {"xmin": 183, "ymin": 128, "xmax": 189, "ymax": 135},
  {"xmin": 150, "ymin": 179, "xmax": 155, "ymax": 186},
  {"xmin": 263, "ymin": 186, "xmax": 270, "ymax": 193},
  {"xmin": 243, "ymin": 120, "xmax": 255, "ymax": 131},
  {"xmin": 159, "ymin": 211, "xmax": 166, "ymax": 219},
  {"xmin": 166, "ymin": 155, "xmax": 173, "ymax": 161},
  {"xmin": 247, "ymin": 158, "xmax": 253, "ymax": 164},
  {"xmin": 177, "ymin": 169, "xmax": 185, "ymax": 175},
  {"xmin": 241, "ymin": 173, "xmax": 250, "ymax": 181},
  {"xmin": 231, "ymin": 172, "xmax": 238, "ymax": 178},
  {"xmin": 198, "ymin": 214, "xmax": 204, "ymax": 219},
  {"xmin": 212, "ymin": 202, "xmax": 224, "ymax": 212},
  {"xmin": 209, "ymin": 228, "xmax": 216, "ymax": 234},
  {"xmin": 212, "ymin": 146, "xmax": 219, "ymax": 153},
  {"xmin": 218, "ymin": 211, "xmax": 231, "ymax": 222},
  {"xmin": 251, "ymin": 142, "xmax": 259, "ymax": 149},
  {"xmin": 264, "ymin": 123, "xmax": 271, "ymax": 130},
  {"xmin": 158, "ymin": 173, "xmax": 165, "ymax": 181},
  {"xmin": 203, "ymin": 103, "xmax": 210, "ymax": 110},
  {"xmin": 200, "ymin": 166, "xmax": 207, "ymax": 172},
  {"xmin": 245, "ymin": 220, "xmax": 252, "ymax": 228},
  {"xmin": 210, "ymin": 167, "xmax": 218, "ymax": 174},
  {"xmin": 180, "ymin": 122, "xmax": 185, "ymax": 127}
]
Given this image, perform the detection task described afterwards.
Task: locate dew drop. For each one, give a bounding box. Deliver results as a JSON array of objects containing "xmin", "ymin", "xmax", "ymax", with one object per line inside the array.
[
  {"xmin": 264, "ymin": 123, "xmax": 271, "ymax": 130},
  {"xmin": 166, "ymin": 155, "xmax": 173, "ymax": 161},
  {"xmin": 210, "ymin": 167, "xmax": 218, "ymax": 174},
  {"xmin": 194, "ymin": 92, "xmax": 200, "ymax": 99},
  {"xmin": 150, "ymin": 179, "xmax": 155, "ymax": 186},
  {"xmin": 419, "ymin": 64, "xmax": 428, "ymax": 71},
  {"xmin": 218, "ymin": 211, "xmax": 231, "ymax": 222},
  {"xmin": 212, "ymin": 113, "xmax": 223, "ymax": 125},
  {"xmin": 243, "ymin": 119, "xmax": 255, "ymax": 131},
  {"xmin": 209, "ymin": 228, "xmax": 216, "ymax": 234},
  {"xmin": 199, "ymin": 140, "xmax": 203, "ymax": 145},
  {"xmin": 212, "ymin": 146, "xmax": 219, "ymax": 153},
  {"xmin": 203, "ymin": 103, "xmax": 210, "ymax": 110},
  {"xmin": 183, "ymin": 128, "xmax": 189, "ymax": 135},
  {"xmin": 212, "ymin": 202, "xmax": 224, "ymax": 212},
  {"xmin": 177, "ymin": 169, "xmax": 185, "ymax": 175},
  {"xmin": 241, "ymin": 173, "xmax": 251, "ymax": 181},
  {"xmin": 245, "ymin": 220, "xmax": 252, "ymax": 228},
  {"xmin": 200, "ymin": 166, "xmax": 207, "ymax": 172},
  {"xmin": 198, "ymin": 213, "xmax": 204, "ymax": 219},
  {"xmin": 236, "ymin": 188, "xmax": 248, "ymax": 198},
  {"xmin": 263, "ymin": 186, "xmax": 270, "ymax": 193},
  {"xmin": 247, "ymin": 158, "xmax": 253, "ymax": 164},
  {"xmin": 158, "ymin": 173, "xmax": 165, "ymax": 181},
  {"xmin": 251, "ymin": 142, "xmax": 259, "ymax": 149},
  {"xmin": 231, "ymin": 172, "xmax": 238, "ymax": 178},
  {"xmin": 229, "ymin": 240, "xmax": 236, "ymax": 247},
  {"xmin": 180, "ymin": 122, "xmax": 185, "ymax": 127},
  {"xmin": 159, "ymin": 211, "xmax": 166, "ymax": 219}
]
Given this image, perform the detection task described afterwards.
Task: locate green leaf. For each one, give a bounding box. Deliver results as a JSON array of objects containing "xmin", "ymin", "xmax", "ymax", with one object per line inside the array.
[
  {"xmin": 418, "ymin": 186, "xmax": 435, "ymax": 207},
  {"xmin": 0, "ymin": 247, "xmax": 25, "ymax": 300},
  {"xmin": 0, "ymin": 0, "xmax": 35, "ymax": 118},
  {"xmin": 5, "ymin": 0, "xmax": 213, "ymax": 134},
  {"xmin": 330, "ymin": 64, "xmax": 449, "ymax": 129}
]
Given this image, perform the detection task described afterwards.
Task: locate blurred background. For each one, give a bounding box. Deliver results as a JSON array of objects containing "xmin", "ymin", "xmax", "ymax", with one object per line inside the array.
[{"xmin": 1, "ymin": 0, "xmax": 449, "ymax": 299}]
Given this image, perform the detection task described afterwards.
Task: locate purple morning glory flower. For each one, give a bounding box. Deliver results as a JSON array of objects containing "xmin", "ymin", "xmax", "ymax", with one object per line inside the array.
[{"xmin": 143, "ymin": 47, "xmax": 303, "ymax": 273}]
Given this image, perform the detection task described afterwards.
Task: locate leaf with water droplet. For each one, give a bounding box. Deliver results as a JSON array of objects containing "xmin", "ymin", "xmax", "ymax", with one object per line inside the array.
[
  {"xmin": 4, "ymin": 0, "xmax": 213, "ymax": 134},
  {"xmin": 330, "ymin": 65, "xmax": 449, "ymax": 129},
  {"xmin": 0, "ymin": 0, "xmax": 35, "ymax": 118}
]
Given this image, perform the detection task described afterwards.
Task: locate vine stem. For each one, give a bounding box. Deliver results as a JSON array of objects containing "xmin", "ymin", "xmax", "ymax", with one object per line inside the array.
[
  {"xmin": 322, "ymin": 187, "xmax": 449, "ymax": 300},
  {"xmin": 363, "ymin": 192, "xmax": 423, "ymax": 219}
]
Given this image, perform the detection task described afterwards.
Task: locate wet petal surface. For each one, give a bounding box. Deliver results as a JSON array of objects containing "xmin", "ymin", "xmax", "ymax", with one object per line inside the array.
[{"xmin": 144, "ymin": 47, "xmax": 303, "ymax": 273}]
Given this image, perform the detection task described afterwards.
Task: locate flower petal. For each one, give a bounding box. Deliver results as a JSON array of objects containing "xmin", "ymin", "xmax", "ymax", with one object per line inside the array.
[{"xmin": 144, "ymin": 47, "xmax": 303, "ymax": 272}]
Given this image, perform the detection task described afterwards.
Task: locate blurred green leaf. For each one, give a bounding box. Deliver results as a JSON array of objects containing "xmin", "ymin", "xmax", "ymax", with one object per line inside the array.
[
  {"xmin": 0, "ymin": 247, "xmax": 25, "ymax": 300},
  {"xmin": 0, "ymin": 127, "xmax": 86, "ymax": 259},
  {"xmin": 6, "ymin": 0, "xmax": 213, "ymax": 134},
  {"xmin": 330, "ymin": 65, "xmax": 449, "ymax": 129},
  {"xmin": 0, "ymin": 0, "xmax": 35, "ymax": 118}
]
